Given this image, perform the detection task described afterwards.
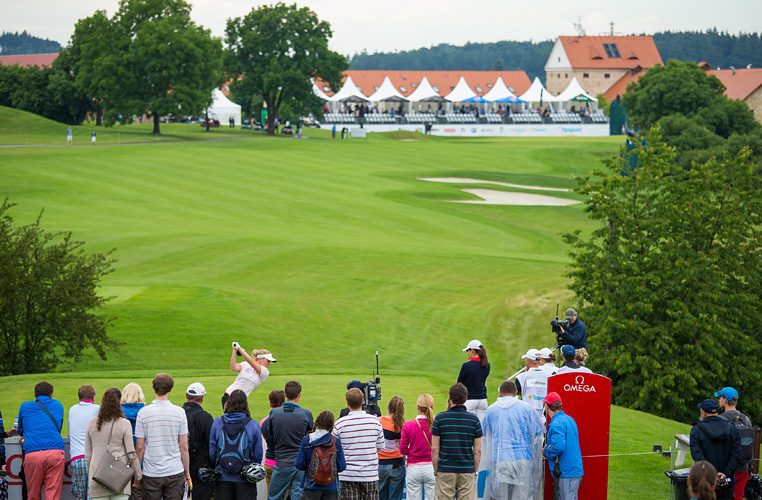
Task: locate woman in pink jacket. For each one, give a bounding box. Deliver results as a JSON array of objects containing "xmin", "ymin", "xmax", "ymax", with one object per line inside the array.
[{"xmin": 399, "ymin": 394, "xmax": 435, "ymax": 500}]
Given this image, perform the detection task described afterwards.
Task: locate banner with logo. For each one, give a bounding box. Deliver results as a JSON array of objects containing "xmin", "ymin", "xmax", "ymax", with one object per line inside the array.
[
  {"xmin": 544, "ymin": 372, "xmax": 612, "ymax": 500},
  {"xmin": 320, "ymin": 123, "xmax": 610, "ymax": 137}
]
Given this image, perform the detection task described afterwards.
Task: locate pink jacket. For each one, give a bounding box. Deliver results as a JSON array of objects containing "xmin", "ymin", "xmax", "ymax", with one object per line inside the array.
[{"xmin": 399, "ymin": 416, "xmax": 432, "ymax": 465}]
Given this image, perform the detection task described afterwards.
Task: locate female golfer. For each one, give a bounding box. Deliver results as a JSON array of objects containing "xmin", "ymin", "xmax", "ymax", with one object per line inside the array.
[
  {"xmin": 222, "ymin": 343, "xmax": 276, "ymax": 410},
  {"xmin": 457, "ymin": 340, "xmax": 490, "ymax": 421}
]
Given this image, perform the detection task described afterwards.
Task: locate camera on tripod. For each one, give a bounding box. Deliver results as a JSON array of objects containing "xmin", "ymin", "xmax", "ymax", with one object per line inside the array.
[
  {"xmin": 363, "ymin": 351, "xmax": 382, "ymax": 414},
  {"xmin": 550, "ymin": 302, "xmax": 570, "ymax": 347}
]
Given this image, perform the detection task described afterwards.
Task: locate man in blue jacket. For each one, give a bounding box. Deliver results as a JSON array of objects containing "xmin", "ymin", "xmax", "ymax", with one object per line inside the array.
[
  {"xmin": 559, "ymin": 308, "xmax": 586, "ymax": 350},
  {"xmin": 543, "ymin": 393, "xmax": 583, "ymax": 500}
]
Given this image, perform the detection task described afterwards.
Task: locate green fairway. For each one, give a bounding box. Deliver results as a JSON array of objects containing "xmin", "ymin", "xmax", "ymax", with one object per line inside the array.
[{"xmin": 0, "ymin": 106, "xmax": 689, "ymax": 498}]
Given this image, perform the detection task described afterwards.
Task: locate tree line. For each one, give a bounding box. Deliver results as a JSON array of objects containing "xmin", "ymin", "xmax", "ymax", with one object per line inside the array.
[
  {"xmin": 349, "ymin": 30, "xmax": 762, "ymax": 80},
  {"xmin": 0, "ymin": 1, "xmax": 345, "ymax": 135},
  {"xmin": 0, "ymin": 31, "xmax": 60, "ymax": 55}
]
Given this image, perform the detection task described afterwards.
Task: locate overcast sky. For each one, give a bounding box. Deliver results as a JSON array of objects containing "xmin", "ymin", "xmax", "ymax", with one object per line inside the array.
[{"xmin": 3, "ymin": 0, "xmax": 761, "ymax": 56}]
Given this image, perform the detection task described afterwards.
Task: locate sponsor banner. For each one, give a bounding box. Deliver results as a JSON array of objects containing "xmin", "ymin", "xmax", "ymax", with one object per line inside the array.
[{"xmin": 320, "ymin": 123, "xmax": 609, "ymax": 137}]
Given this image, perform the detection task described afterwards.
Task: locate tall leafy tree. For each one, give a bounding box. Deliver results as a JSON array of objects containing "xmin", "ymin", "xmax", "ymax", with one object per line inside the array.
[
  {"xmin": 70, "ymin": 0, "xmax": 223, "ymax": 134},
  {"xmin": 225, "ymin": 2, "xmax": 347, "ymax": 135},
  {"xmin": 0, "ymin": 199, "xmax": 117, "ymax": 375},
  {"xmin": 563, "ymin": 130, "xmax": 762, "ymax": 424}
]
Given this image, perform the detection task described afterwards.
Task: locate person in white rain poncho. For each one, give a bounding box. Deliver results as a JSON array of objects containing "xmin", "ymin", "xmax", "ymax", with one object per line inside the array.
[{"xmin": 479, "ymin": 380, "xmax": 545, "ymax": 500}]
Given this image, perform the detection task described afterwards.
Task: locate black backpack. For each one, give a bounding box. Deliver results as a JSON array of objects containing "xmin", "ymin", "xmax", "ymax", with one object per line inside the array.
[{"xmin": 722, "ymin": 412, "xmax": 756, "ymax": 465}]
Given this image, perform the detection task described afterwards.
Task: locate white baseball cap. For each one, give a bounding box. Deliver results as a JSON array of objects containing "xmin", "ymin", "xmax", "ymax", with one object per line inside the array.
[
  {"xmin": 257, "ymin": 353, "xmax": 277, "ymax": 362},
  {"xmin": 462, "ymin": 340, "xmax": 483, "ymax": 351},
  {"xmin": 521, "ymin": 349, "xmax": 541, "ymax": 360},
  {"xmin": 539, "ymin": 348, "xmax": 553, "ymax": 359},
  {"xmin": 186, "ymin": 382, "xmax": 206, "ymax": 396}
]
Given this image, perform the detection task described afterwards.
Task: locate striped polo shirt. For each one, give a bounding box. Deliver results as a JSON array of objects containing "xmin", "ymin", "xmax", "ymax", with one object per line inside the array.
[
  {"xmin": 135, "ymin": 399, "xmax": 188, "ymax": 477},
  {"xmin": 431, "ymin": 405, "xmax": 483, "ymax": 473},
  {"xmin": 333, "ymin": 410, "xmax": 384, "ymax": 482}
]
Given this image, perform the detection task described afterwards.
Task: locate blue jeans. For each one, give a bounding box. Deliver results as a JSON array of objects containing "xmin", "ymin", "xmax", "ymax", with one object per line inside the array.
[
  {"xmin": 268, "ymin": 466, "xmax": 304, "ymax": 500},
  {"xmin": 378, "ymin": 464, "xmax": 405, "ymax": 500}
]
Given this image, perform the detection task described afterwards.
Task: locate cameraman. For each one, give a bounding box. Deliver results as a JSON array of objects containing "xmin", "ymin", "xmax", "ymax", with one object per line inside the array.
[
  {"xmin": 558, "ymin": 308, "xmax": 586, "ymax": 350},
  {"xmin": 340, "ymin": 381, "xmax": 382, "ymax": 418}
]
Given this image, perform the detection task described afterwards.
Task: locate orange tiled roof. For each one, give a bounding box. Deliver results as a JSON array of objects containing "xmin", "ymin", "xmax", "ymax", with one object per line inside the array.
[
  {"xmin": 316, "ymin": 70, "xmax": 531, "ymax": 97},
  {"xmin": 0, "ymin": 53, "xmax": 58, "ymax": 68},
  {"xmin": 602, "ymin": 72, "xmax": 644, "ymax": 101},
  {"xmin": 557, "ymin": 36, "xmax": 662, "ymax": 70},
  {"xmin": 706, "ymin": 68, "xmax": 762, "ymax": 101}
]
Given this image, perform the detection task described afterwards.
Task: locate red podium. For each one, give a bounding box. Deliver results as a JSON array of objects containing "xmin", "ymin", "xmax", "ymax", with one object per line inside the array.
[{"xmin": 543, "ymin": 372, "xmax": 611, "ymax": 500}]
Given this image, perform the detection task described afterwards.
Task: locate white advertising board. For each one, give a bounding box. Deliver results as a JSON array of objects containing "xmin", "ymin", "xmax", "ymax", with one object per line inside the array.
[{"xmin": 320, "ymin": 123, "xmax": 609, "ymax": 137}]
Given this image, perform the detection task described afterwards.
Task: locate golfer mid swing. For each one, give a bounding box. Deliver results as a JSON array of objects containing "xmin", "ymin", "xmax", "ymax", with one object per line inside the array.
[{"xmin": 221, "ymin": 342, "xmax": 276, "ymax": 410}]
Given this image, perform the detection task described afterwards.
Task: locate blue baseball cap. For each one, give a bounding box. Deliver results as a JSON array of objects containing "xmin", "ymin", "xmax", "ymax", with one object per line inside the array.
[
  {"xmin": 561, "ymin": 345, "xmax": 575, "ymax": 359},
  {"xmin": 347, "ymin": 380, "xmax": 364, "ymax": 391},
  {"xmin": 697, "ymin": 399, "xmax": 719, "ymax": 413},
  {"xmin": 714, "ymin": 387, "xmax": 739, "ymax": 401}
]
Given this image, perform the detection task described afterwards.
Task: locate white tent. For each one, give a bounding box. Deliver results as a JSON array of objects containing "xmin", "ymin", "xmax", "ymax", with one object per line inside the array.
[
  {"xmin": 406, "ymin": 76, "xmax": 441, "ymax": 102},
  {"xmin": 208, "ymin": 88, "xmax": 242, "ymax": 126},
  {"xmin": 519, "ymin": 77, "xmax": 558, "ymax": 105},
  {"xmin": 367, "ymin": 76, "xmax": 406, "ymax": 102},
  {"xmin": 311, "ymin": 79, "xmax": 331, "ymax": 101},
  {"xmin": 555, "ymin": 77, "xmax": 597, "ymax": 103},
  {"xmin": 444, "ymin": 77, "xmax": 480, "ymax": 102},
  {"xmin": 328, "ymin": 76, "xmax": 367, "ymax": 102},
  {"xmin": 482, "ymin": 77, "xmax": 516, "ymax": 102}
]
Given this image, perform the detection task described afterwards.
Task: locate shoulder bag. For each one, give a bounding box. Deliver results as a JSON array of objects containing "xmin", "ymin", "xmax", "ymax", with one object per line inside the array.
[
  {"xmin": 92, "ymin": 421, "xmax": 135, "ymax": 494},
  {"xmin": 416, "ymin": 419, "xmax": 432, "ymax": 449}
]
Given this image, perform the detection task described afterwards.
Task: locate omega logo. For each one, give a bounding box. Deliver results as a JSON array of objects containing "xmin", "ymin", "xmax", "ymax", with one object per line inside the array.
[{"xmin": 564, "ymin": 375, "xmax": 596, "ymax": 393}]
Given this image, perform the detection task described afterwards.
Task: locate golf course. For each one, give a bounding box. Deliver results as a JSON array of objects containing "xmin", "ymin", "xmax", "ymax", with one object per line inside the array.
[{"xmin": 0, "ymin": 106, "xmax": 693, "ymax": 498}]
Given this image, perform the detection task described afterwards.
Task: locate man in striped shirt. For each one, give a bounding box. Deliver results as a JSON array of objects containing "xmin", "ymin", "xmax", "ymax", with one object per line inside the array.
[
  {"xmin": 136, "ymin": 373, "xmax": 192, "ymax": 500},
  {"xmin": 431, "ymin": 383, "xmax": 482, "ymax": 500},
  {"xmin": 333, "ymin": 388, "xmax": 384, "ymax": 500}
]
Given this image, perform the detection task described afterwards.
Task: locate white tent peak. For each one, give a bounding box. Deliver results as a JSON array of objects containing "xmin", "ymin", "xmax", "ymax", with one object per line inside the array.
[
  {"xmin": 555, "ymin": 77, "xmax": 597, "ymax": 102},
  {"xmin": 311, "ymin": 79, "xmax": 330, "ymax": 100},
  {"xmin": 209, "ymin": 88, "xmax": 241, "ymax": 125},
  {"xmin": 519, "ymin": 77, "xmax": 557, "ymax": 103},
  {"xmin": 367, "ymin": 76, "xmax": 405, "ymax": 101},
  {"xmin": 444, "ymin": 77, "xmax": 478, "ymax": 102},
  {"xmin": 406, "ymin": 77, "xmax": 441, "ymax": 102},
  {"xmin": 482, "ymin": 77, "xmax": 516, "ymax": 102},
  {"xmin": 328, "ymin": 75, "xmax": 366, "ymax": 101}
]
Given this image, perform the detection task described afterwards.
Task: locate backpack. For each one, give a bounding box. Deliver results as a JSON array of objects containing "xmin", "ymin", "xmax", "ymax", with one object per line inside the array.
[
  {"xmin": 186, "ymin": 408, "xmax": 205, "ymax": 460},
  {"xmin": 308, "ymin": 437, "xmax": 338, "ymax": 486},
  {"xmin": 722, "ymin": 412, "xmax": 756, "ymax": 465},
  {"xmin": 216, "ymin": 417, "xmax": 252, "ymax": 474}
]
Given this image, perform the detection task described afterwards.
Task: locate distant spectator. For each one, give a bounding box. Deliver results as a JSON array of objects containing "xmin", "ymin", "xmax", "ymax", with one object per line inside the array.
[
  {"xmin": 183, "ymin": 383, "xmax": 214, "ymax": 500},
  {"xmin": 263, "ymin": 381, "xmax": 313, "ymax": 500},
  {"xmin": 135, "ymin": 373, "xmax": 191, "ymax": 500},
  {"xmin": 295, "ymin": 411, "xmax": 346, "ymax": 500},
  {"xmin": 261, "ymin": 390, "xmax": 286, "ymax": 492},
  {"xmin": 121, "ymin": 382, "xmax": 146, "ymax": 448},
  {"xmin": 333, "ymin": 388, "xmax": 384, "ymax": 500},
  {"xmin": 68, "ymin": 385, "xmax": 100, "ymax": 500},
  {"xmin": 574, "ymin": 348, "xmax": 589, "ymax": 367},
  {"xmin": 554, "ymin": 345, "xmax": 592, "ymax": 375},
  {"xmin": 18, "ymin": 381, "xmax": 66, "ymax": 500}
]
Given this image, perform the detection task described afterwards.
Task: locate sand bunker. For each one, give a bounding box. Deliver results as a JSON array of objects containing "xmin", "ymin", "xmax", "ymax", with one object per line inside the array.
[
  {"xmin": 419, "ymin": 177, "xmax": 570, "ymax": 192},
  {"xmin": 452, "ymin": 189, "xmax": 580, "ymax": 206}
]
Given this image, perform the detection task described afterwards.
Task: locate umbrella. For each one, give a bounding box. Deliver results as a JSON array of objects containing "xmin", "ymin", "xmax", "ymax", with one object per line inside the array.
[
  {"xmin": 495, "ymin": 96, "xmax": 526, "ymax": 104},
  {"xmin": 420, "ymin": 96, "xmax": 450, "ymax": 103},
  {"xmin": 339, "ymin": 95, "xmax": 369, "ymax": 103},
  {"xmin": 380, "ymin": 96, "xmax": 409, "ymax": 103},
  {"xmin": 570, "ymin": 93, "xmax": 595, "ymax": 102},
  {"xmin": 462, "ymin": 95, "xmax": 488, "ymax": 103}
]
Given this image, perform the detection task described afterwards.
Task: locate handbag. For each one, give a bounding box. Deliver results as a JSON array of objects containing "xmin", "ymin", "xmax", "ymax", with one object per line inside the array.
[
  {"xmin": 92, "ymin": 421, "xmax": 135, "ymax": 494},
  {"xmin": 416, "ymin": 418, "xmax": 432, "ymax": 449}
]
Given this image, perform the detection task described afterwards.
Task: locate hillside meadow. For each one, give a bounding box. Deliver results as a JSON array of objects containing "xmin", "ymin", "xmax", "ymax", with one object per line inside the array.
[{"xmin": 0, "ymin": 107, "xmax": 691, "ymax": 498}]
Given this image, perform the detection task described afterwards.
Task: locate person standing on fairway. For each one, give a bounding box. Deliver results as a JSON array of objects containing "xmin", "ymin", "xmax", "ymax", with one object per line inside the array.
[
  {"xmin": 223, "ymin": 343, "xmax": 276, "ymax": 410},
  {"xmin": 457, "ymin": 340, "xmax": 490, "ymax": 422},
  {"xmin": 67, "ymin": 126, "xmax": 73, "ymax": 145}
]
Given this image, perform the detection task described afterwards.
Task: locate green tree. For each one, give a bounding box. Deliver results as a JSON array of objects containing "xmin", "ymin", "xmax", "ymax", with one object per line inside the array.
[
  {"xmin": 71, "ymin": 0, "xmax": 223, "ymax": 134},
  {"xmin": 563, "ymin": 129, "xmax": 762, "ymax": 424},
  {"xmin": 225, "ymin": 2, "xmax": 347, "ymax": 135},
  {"xmin": 0, "ymin": 199, "xmax": 117, "ymax": 375}
]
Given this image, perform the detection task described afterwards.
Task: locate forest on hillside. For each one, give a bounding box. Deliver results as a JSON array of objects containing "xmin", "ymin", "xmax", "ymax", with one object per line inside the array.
[
  {"xmin": 0, "ymin": 31, "xmax": 60, "ymax": 55},
  {"xmin": 349, "ymin": 30, "xmax": 762, "ymax": 81}
]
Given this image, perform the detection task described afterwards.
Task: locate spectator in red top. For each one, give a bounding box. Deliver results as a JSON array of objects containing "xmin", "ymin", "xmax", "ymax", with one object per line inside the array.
[
  {"xmin": 378, "ymin": 397, "xmax": 405, "ymax": 500},
  {"xmin": 400, "ymin": 395, "xmax": 435, "ymax": 500}
]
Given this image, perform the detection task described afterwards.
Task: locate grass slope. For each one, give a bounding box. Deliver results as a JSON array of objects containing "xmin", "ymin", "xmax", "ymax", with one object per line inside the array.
[{"xmin": 0, "ymin": 121, "xmax": 687, "ymax": 498}]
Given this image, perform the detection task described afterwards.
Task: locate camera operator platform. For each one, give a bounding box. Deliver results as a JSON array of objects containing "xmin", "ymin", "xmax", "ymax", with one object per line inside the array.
[{"xmin": 558, "ymin": 308, "xmax": 586, "ymax": 350}]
